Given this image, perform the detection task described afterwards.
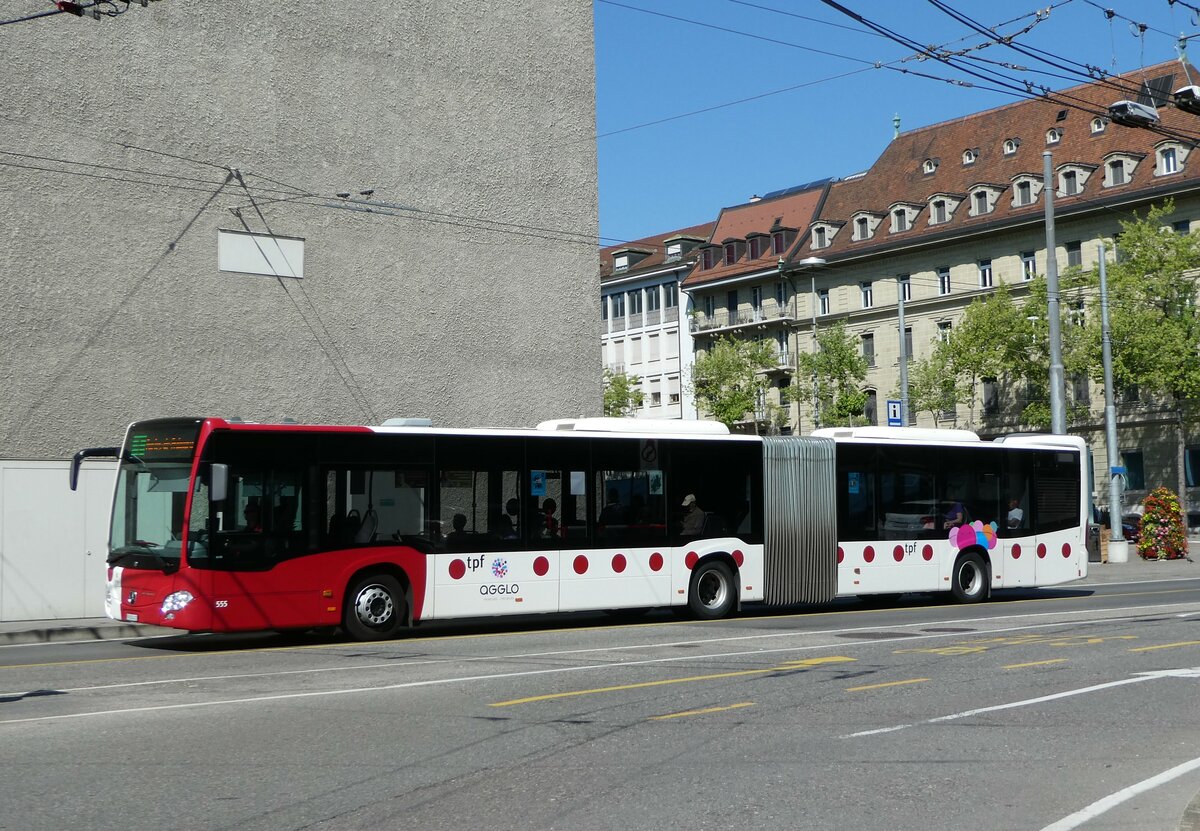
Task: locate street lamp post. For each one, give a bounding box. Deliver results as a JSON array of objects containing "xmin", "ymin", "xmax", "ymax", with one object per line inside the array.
[{"xmin": 794, "ymin": 256, "xmax": 828, "ymax": 430}]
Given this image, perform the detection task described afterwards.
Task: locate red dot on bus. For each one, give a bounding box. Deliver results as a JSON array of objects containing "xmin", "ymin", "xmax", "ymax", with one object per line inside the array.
[
  {"xmin": 1012, "ymin": 544, "xmax": 1022, "ymax": 559},
  {"xmin": 1037, "ymin": 543, "xmax": 1047, "ymax": 559},
  {"xmin": 449, "ymin": 560, "xmax": 466, "ymax": 580},
  {"xmin": 837, "ymin": 546, "xmax": 844, "ymax": 564},
  {"xmin": 893, "ymin": 545, "xmax": 904, "ymax": 562},
  {"xmin": 1062, "ymin": 543, "xmax": 1071, "ymax": 558},
  {"xmin": 922, "ymin": 544, "xmax": 933, "ymax": 561},
  {"xmin": 649, "ymin": 552, "xmax": 664, "ymax": 572},
  {"xmin": 612, "ymin": 554, "xmax": 627, "ymax": 573},
  {"xmin": 732, "ymin": 549, "xmax": 744, "ymax": 567},
  {"xmin": 685, "ymin": 551, "xmax": 699, "ymax": 569},
  {"xmin": 533, "ymin": 556, "xmax": 549, "ymax": 576},
  {"xmin": 863, "ymin": 546, "xmax": 875, "ymax": 563},
  {"xmin": 573, "ymin": 555, "xmax": 588, "ymax": 575}
]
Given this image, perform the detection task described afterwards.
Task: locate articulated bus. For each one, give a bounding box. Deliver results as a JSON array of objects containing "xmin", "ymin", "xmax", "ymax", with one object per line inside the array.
[{"xmin": 71, "ymin": 416, "xmax": 1088, "ymax": 640}]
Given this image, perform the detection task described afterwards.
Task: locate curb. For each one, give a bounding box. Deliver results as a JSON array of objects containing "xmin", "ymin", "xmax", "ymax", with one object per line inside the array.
[{"xmin": 0, "ymin": 622, "xmax": 177, "ymax": 647}]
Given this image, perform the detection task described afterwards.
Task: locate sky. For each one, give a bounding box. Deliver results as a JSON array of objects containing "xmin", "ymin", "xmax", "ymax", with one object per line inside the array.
[{"xmin": 594, "ymin": 0, "xmax": 1200, "ymax": 245}]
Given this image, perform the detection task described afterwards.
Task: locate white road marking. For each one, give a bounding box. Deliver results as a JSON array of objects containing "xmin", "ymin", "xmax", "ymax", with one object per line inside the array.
[
  {"xmin": 5, "ymin": 606, "xmax": 1200, "ymax": 725},
  {"xmin": 1039, "ymin": 754, "xmax": 1200, "ymax": 831},
  {"xmin": 845, "ymin": 668, "xmax": 1200, "ymax": 739}
]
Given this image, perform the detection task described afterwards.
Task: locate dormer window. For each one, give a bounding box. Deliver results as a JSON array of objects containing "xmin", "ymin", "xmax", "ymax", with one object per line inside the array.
[
  {"xmin": 926, "ymin": 194, "xmax": 962, "ymax": 226},
  {"xmin": 701, "ymin": 247, "xmax": 717, "ymax": 270},
  {"xmin": 665, "ymin": 242, "xmax": 682, "ymax": 261},
  {"xmin": 963, "ymin": 148, "xmax": 978, "ymax": 165},
  {"xmin": 1057, "ymin": 164, "xmax": 1094, "ymax": 197},
  {"xmin": 812, "ymin": 226, "xmax": 827, "ymax": 249},
  {"xmin": 723, "ymin": 242, "xmax": 739, "ymax": 265},
  {"xmin": 968, "ymin": 185, "xmax": 1004, "ymax": 217},
  {"xmin": 1155, "ymin": 140, "xmax": 1188, "ymax": 176},
  {"xmin": 922, "ymin": 158, "xmax": 938, "ymax": 174},
  {"xmin": 1107, "ymin": 159, "xmax": 1126, "ymax": 186},
  {"xmin": 611, "ymin": 248, "xmax": 651, "ymax": 272},
  {"xmin": 1091, "ymin": 117, "xmax": 1106, "ymax": 135},
  {"xmin": 748, "ymin": 236, "xmax": 764, "ymax": 259},
  {"xmin": 850, "ymin": 213, "xmax": 883, "ymax": 242},
  {"xmin": 614, "ymin": 254, "xmax": 629, "ymax": 272},
  {"xmin": 889, "ymin": 203, "xmax": 920, "ymax": 234},
  {"xmin": 1003, "ymin": 138, "xmax": 1020, "ymax": 155},
  {"xmin": 1011, "ymin": 175, "xmax": 1042, "ymax": 208},
  {"xmin": 932, "ymin": 200, "xmax": 947, "ymax": 224},
  {"xmin": 770, "ymin": 228, "xmax": 794, "ymax": 255},
  {"xmin": 1046, "ymin": 128, "xmax": 1062, "ymax": 144}
]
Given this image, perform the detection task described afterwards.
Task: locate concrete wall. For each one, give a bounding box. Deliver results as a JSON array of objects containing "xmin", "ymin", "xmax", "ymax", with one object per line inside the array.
[
  {"xmin": 1, "ymin": 1, "xmax": 599, "ymax": 459},
  {"xmin": 0, "ymin": 2, "xmax": 598, "ymax": 620}
]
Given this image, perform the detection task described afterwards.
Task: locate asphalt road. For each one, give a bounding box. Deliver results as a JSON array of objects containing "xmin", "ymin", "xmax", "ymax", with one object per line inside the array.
[{"xmin": 4, "ymin": 579, "xmax": 1200, "ymax": 831}]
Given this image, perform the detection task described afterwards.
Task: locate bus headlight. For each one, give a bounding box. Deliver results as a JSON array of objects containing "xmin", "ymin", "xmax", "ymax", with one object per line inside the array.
[{"xmin": 161, "ymin": 591, "xmax": 194, "ymax": 614}]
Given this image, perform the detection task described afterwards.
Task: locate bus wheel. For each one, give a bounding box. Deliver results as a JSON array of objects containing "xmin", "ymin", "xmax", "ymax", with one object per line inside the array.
[
  {"xmin": 688, "ymin": 560, "xmax": 736, "ymax": 620},
  {"xmin": 345, "ymin": 574, "xmax": 407, "ymax": 640},
  {"xmin": 951, "ymin": 552, "xmax": 988, "ymax": 603}
]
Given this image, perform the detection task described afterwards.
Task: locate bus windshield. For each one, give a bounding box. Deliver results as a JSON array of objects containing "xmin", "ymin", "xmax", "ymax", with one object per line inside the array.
[
  {"xmin": 108, "ymin": 461, "xmax": 193, "ymax": 568},
  {"xmin": 107, "ymin": 418, "xmax": 204, "ymax": 570}
]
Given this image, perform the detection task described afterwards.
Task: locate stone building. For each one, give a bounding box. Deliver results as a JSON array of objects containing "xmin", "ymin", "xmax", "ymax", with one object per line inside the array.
[{"xmin": 0, "ymin": 1, "xmax": 598, "ymax": 620}]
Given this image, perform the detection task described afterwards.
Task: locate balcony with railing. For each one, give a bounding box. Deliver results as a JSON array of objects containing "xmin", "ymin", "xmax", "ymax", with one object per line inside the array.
[{"xmin": 689, "ymin": 302, "xmax": 795, "ymax": 335}]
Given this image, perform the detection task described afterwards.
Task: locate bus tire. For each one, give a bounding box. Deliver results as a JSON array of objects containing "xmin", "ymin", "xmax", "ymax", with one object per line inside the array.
[
  {"xmin": 950, "ymin": 551, "xmax": 988, "ymax": 603},
  {"xmin": 688, "ymin": 559, "xmax": 736, "ymax": 620},
  {"xmin": 344, "ymin": 573, "xmax": 407, "ymax": 640}
]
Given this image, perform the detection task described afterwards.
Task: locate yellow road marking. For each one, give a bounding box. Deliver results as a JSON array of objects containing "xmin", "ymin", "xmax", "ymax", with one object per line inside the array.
[
  {"xmin": 651, "ymin": 702, "xmax": 755, "ymax": 720},
  {"xmin": 846, "ymin": 678, "xmax": 930, "ymax": 692},
  {"xmin": 1003, "ymin": 659, "xmax": 1068, "ymax": 669},
  {"xmin": 490, "ymin": 656, "xmax": 857, "ymax": 706},
  {"xmin": 1129, "ymin": 640, "xmax": 1200, "ymax": 653},
  {"xmin": 490, "ymin": 668, "xmax": 772, "ymax": 706}
]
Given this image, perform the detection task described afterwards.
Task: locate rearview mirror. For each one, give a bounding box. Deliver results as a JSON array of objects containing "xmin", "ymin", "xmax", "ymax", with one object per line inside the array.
[{"xmin": 210, "ymin": 463, "xmax": 228, "ymax": 502}]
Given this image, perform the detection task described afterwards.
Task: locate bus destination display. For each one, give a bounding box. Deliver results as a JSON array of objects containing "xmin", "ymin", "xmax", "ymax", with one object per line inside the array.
[{"xmin": 128, "ymin": 427, "xmax": 198, "ymax": 461}]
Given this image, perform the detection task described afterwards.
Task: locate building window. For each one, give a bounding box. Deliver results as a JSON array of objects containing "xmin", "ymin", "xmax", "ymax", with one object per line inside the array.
[
  {"xmin": 726, "ymin": 290, "xmax": 738, "ymax": 317},
  {"xmin": 963, "ymin": 148, "xmax": 977, "ymax": 165},
  {"xmin": 627, "ymin": 289, "xmax": 643, "ymax": 315},
  {"xmin": 748, "ymin": 237, "xmax": 762, "ymax": 259},
  {"xmin": 1046, "ymin": 128, "xmax": 1061, "ymax": 144},
  {"xmin": 978, "ymin": 258, "xmax": 993, "ymax": 288},
  {"xmin": 855, "ymin": 217, "xmax": 870, "ymax": 240},
  {"xmin": 1015, "ymin": 180, "xmax": 1032, "ymax": 206},
  {"xmin": 773, "ymin": 231, "xmax": 788, "ymax": 254},
  {"xmin": 1069, "ymin": 300, "xmax": 1085, "ymax": 328},
  {"xmin": 1066, "ymin": 241, "xmax": 1082, "ymax": 268},
  {"xmin": 775, "ymin": 281, "xmax": 787, "ymax": 307},
  {"xmin": 938, "ymin": 266, "xmax": 951, "ymax": 296},
  {"xmin": 724, "ymin": 243, "xmax": 738, "ymax": 265},
  {"xmin": 818, "ymin": 289, "xmax": 830, "ymax": 316},
  {"xmin": 937, "ymin": 321, "xmax": 952, "ymax": 343},
  {"xmin": 664, "ymin": 283, "xmax": 678, "ymax": 308},
  {"xmin": 932, "ymin": 199, "xmax": 947, "ymax": 224},
  {"xmin": 983, "ymin": 378, "xmax": 999, "ymax": 415},
  {"xmin": 899, "ymin": 274, "xmax": 911, "ymax": 302},
  {"xmin": 1107, "ymin": 159, "xmax": 1126, "ymax": 186},
  {"xmin": 1021, "ymin": 251, "xmax": 1037, "ymax": 280},
  {"xmin": 864, "ymin": 390, "xmax": 878, "ymax": 425},
  {"xmin": 612, "ymin": 292, "xmax": 625, "ymax": 318},
  {"xmin": 703, "ymin": 295, "xmax": 714, "ymax": 319},
  {"xmin": 614, "ymin": 254, "xmax": 629, "ymax": 272},
  {"xmin": 860, "ymin": 281, "xmax": 873, "ymax": 309},
  {"xmin": 701, "ymin": 248, "xmax": 716, "ymax": 270},
  {"xmin": 1160, "ymin": 146, "xmax": 1179, "ymax": 175},
  {"xmin": 1175, "ymin": 219, "xmax": 1192, "ymax": 235},
  {"xmin": 646, "ymin": 285, "xmax": 661, "ymax": 312},
  {"xmin": 1003, "ymin": 138, "xmax": 1018, "ymax": 155},
  {"xmin": 1062, "ymin": 170, "xmax": 1078, "ymax": 195},
  {"xmin": 903, "ymin": 327, "xmax": 913, "ymax": 362},
  {"xmin": 861, "ymin": 333, "xmax": 875, "ymax": 367},
  {"xmin": 1121, "ymin": 383, "xmax": 1139, "ymax": 405},
  {"xmin": 1091, "ymin": 117, "xmax": 1106, "ymax": 135},
  {"xmin": 923, "ymin": 158, "xmax": 937, "ymax": 174},
  {"xmin": 812, "ymin": 226, "xmax": 827, "ymax": 249},
  {"xmin": 665, "ymin": 242, "xmax": 682, "ymax": 261},
  {"xmin": 973, "ymin": 190, "xmax": 990, "ymax": 216},
  {"xmin": 893, "ymin": 208, "xmax": 908, "ymax": 232},
  {"xmin": 1123, "ymin": 449, "xmax": 1145, "ymax": 490},
  {"xmin": 601, "ymin": 297, "xmax": 608, "ymax": 321},
  {"xmin": 751, "ymin": 285, "xmax": 763, "ymax": 313},
  {"xmin": 1072, "ymin": 373, "xmax": 1090, "ymax": 405}
]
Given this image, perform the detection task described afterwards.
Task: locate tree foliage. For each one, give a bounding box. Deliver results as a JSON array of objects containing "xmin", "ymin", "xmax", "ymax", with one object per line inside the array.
[
  {"xmin": 903, "ymin": 341, "xmax": 969, "ymax": 426},
  {"xmin": 794, "ymin": 321, "xmax": 869, "ymax": 427},
  {"xmin": 602, "ymin": 369, "xmax": 643, "ymax": 418},
  {"xmin": 689, "ymin": 336, "xmax": 777, "ymax": 428}
]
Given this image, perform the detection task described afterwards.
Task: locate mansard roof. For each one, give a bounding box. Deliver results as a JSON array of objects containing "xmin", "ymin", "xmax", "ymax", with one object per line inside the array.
[
  {"xmin": 791, "ymin": 60, "xmax": 1200, "ymax": 263},
  {"xmin": 599, "ymin": 221, "xmax": 715, "ymax": 282}
]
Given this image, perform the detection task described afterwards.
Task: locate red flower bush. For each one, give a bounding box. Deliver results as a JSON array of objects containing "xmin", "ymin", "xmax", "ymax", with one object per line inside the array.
[{"xmin": 1136, "ymin": 487, "xmax": 1188, "ymax": 560}]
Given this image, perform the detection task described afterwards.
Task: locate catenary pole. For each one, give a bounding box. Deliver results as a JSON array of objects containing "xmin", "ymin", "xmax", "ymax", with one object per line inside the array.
[{"xmin": 1043, "ymin": 151, "xmax": 1067, "ymax": 434}]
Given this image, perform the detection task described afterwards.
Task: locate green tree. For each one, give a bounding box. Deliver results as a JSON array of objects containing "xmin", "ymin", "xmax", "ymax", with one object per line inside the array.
[
  {"xmin": 602, "ymin": 369, "xmax": 644, "ymax": 417},
  {"xmin": 1077, "ymin": 201, "xmax": 1200, "ymax": 498},
  {"xmin": 904, "ymin": 341, "xmax": 969, "ymax": 427},
  {"xmin": 794, "ymin": 321, "xmax": 869, "ymax": 428},
  {"xmin": 689, "ymin": 336, "xmax": 777, "ymax": 429}
]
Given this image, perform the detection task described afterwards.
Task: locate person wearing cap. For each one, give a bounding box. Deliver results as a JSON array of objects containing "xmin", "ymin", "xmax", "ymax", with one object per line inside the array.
[{"xmin": 680, "ymin": 493, "xmax": 704, "ymax": 537}]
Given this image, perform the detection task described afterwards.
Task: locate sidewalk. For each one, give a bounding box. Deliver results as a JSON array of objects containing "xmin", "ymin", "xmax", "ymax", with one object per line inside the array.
[{"xmin": 4, "ymin": 549, "xmax": 1198, "ymax": 647}]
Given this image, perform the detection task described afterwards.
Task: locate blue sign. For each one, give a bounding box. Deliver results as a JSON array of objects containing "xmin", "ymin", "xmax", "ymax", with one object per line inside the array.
[{"xmin": 886, "ymin": 399, "xmax": 903, "ymax": 426}]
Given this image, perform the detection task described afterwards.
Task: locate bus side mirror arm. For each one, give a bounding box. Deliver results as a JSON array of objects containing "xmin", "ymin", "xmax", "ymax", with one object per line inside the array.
[
  {"xmin": 69, "ymin": 447, "xmax": 120, "ymax": 491},
  {"xmin": 210, "ymin": 463, "xmax": 228, "ymax": 502}
]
